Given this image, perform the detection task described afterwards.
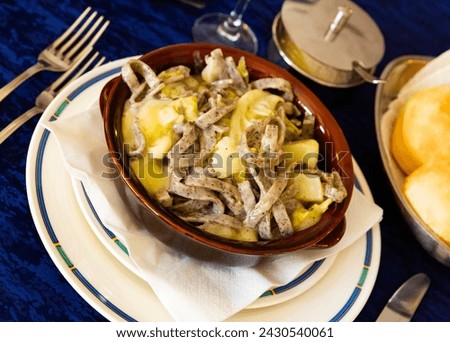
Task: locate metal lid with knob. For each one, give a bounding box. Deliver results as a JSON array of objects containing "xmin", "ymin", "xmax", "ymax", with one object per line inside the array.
[{"xmin": 276, "ymin": 0, "xmax": 385, "ymax": 87}]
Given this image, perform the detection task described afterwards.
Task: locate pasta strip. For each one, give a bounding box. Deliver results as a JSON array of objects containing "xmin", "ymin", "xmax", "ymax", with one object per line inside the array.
[
  {"xmin": 185, "ymin": 174, "xmax": 245, "ymax": 217},
  {"xmin": 180, "ymin": 213, "xmax": 245, "ymax": 230},
  {"xmin": 126, "ymin": 119, "xmax": 146, "ymax": 157},
  {"xmin": 195, "ymin": 103, "xmax": 236, "ymax": 129},
  {"xmin": 169, "ymin": 179, "xmax": 225, "ymax": 214},
  {"xmin": 244, "ymin": 176, "xmax": 289, "ymax": 228},
  {"xmin": 121, "ymin": 59, "xmax": 161, "ymax": 101},
  {"xmin": 225, "ymin": 56, "xmax": 246, "ymax": 91},
  {"xmin": 261, "ymin": 124, "xmax": 279, "ymax": 153},
  {"xmin": 171, "ymin": 199, "xmax": 209, "ymax": 213},
  {"xmin": 238, "ymin": 180, "xmax": 256, "ymax": 215},
  {"xmin": 251, "ymin": 77, "xmax": 294, "ymax": 102}
]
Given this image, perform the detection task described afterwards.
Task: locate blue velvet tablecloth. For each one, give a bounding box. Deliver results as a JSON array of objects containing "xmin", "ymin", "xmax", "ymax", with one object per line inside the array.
[{"xmin": 0, "ymin": 0, "xmax": 449, "ymax": 322}]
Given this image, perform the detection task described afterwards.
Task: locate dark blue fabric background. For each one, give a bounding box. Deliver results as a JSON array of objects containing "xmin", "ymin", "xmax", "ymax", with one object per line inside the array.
[{"xmin": 0, "ymin": 0, "xmax": 449, "ymax": 322}]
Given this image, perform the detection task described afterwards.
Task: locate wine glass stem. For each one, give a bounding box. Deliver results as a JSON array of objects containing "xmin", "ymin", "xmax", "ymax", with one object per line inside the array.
[
  {"xmin": 228, "ymin": 0, "xmax": 251, "ymax": 29},
  {"xmin": 218, "ymin": 0, "xmax": 251, "ymax": 41}
]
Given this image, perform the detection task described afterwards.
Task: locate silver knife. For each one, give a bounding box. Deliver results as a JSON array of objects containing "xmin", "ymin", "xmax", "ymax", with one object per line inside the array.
[{"xmin": 376, "ymin": 273, "xmax": 431, "ymax": 322}]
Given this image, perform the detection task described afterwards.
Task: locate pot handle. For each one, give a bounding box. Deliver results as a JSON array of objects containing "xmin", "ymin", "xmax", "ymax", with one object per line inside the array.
[
  {"xmin": 353, "ymin": 61, "xmax": 385, "ymax": 85},
  {"xmin": 99, "ymin": 77, "xmax": 119, "ymax": 120}
]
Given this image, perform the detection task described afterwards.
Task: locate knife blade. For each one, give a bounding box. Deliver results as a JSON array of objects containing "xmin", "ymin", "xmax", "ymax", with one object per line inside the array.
[{"xmin": 376, "ymin": 273, "xmax": 430, "ymax": 322}]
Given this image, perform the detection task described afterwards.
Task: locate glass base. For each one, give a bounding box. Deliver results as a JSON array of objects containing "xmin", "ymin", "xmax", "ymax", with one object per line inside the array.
[{"xmin": 192, "ymin": 13, "xmax": 258, "ymax": 54}]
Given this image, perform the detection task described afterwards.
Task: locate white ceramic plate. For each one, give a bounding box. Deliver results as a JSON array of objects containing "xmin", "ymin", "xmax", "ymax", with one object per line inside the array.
[
  {"xmin": 26, "ymin": 58, "xmax": 381, "ymax": 322},
  {"xmin": 72, "ymin": 178, "xmax": 337, "ymax": 309}
]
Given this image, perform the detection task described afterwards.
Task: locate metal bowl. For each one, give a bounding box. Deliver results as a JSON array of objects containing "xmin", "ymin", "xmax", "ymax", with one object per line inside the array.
[
  {"xmin": 374, "ymin": 54, "xmax": 450, "ymax": 266},
  {"xmin": 271, "ymin": 0, "xmax": 385, "ymax": 88},
  {"xmin": 271, "ymin": 13, "xmax": 367, "ymax": 88}
]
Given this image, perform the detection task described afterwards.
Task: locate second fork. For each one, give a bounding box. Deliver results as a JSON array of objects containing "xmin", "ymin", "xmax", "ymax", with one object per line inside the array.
[
  {"xmin": 0, "ymin": 7, "xmax": 109, "ymax": 103},
  {"xmin": 0, "ymin": 49, "xmax": 106, "ymax": 144}
]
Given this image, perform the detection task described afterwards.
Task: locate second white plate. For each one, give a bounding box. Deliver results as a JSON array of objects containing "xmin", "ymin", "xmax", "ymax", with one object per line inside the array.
[{"xmin": 72, "ymin": 177, "xmax": 338, "ymax": 309}]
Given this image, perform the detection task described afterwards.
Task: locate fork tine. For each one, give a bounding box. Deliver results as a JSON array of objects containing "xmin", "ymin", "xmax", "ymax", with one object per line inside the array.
[
  {"xmin": 86, "ymin": 20, "xmax": 110, "ymax": 47},
  {"xmin": 51, "ymin": 7, "xmax": 93, "ymax": 49},
  {"xmin": 94, "ymin": 56, "xmax": 106, "ymax": 68},
  {"xmin": 68, "ymin": 52, "xmax": 102, "ymax": 83},
  {"xmin": 64, "ymin": 17, "xmax": 110, "ymax": 61},
  {"xmin": 0, "ymin": 7, "xmax": 109, "ymax": 103},
  {"xmin": 48, "ymin": 47, "xmax": 93, "ymax": 92},
  {"xmin": 55, "ymin": 10, "xmax": 98, "ymax": 57},
  {"xmin": 53, "ymin": 51, "xmax": 105, "ymax": 93}
]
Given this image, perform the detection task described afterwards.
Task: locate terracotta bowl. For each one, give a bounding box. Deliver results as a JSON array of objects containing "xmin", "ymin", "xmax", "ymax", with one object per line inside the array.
[{"xmin": 100, "ymin": 43, "xmax": 354, "ymax": 264}]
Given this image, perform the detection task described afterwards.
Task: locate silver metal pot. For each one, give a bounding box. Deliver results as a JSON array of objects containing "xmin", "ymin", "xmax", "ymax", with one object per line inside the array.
[{"xmin": 272, "ymin": 0, "xmax": 385, "ymax": 88}]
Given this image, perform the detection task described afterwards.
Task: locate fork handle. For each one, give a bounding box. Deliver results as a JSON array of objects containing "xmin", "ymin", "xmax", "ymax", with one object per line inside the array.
[
  {"xmin": 0, "ymin": 63, "xmax": 45, "ymax": 103},
  {"xmin": 0, "ymin": 106, "xmax": 43, "ymax": 144}
]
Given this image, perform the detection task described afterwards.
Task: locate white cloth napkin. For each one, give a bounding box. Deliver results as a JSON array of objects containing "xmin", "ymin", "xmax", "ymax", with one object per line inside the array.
[{"xmin": 44, "ymin": 104, "xmax": 383, "ymax": 322}]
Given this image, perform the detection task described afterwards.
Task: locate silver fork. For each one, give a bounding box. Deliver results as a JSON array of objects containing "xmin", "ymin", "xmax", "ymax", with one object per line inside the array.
[
  {"xmin": 0, "ymin": 7, "xmax": 109, "ymax": 102},
  {"xmin": 0, "ymin": 49, "xmax": 105, "ymax": 144}
]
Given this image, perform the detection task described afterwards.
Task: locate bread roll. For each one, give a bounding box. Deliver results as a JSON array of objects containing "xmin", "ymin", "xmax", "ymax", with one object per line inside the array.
[
  {"xmin": 391, "ymin": 85, "xmax": 450, "ymax": 175},
  {"xmin": 391, "ymin": 85, "xmax": 450, "ymax": 246},
  {"xmin": 403, "ymin": 161, "xmax": 450, "ymax": 246}
]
